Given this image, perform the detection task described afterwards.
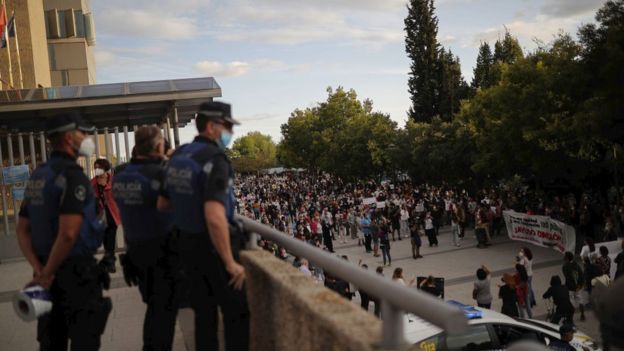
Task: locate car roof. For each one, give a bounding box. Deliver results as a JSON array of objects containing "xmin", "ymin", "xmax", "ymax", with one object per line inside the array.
[{"xmin": 404, "ymin": 304, "xmax": 523, "ymax": 343}]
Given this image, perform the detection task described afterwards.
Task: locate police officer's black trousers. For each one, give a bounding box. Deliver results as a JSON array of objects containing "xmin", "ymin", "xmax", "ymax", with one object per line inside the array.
[
  {"xmin": 179, "ymin": 232, "xmax": 250, "ymax": 351},
  {"xmin": 127, "ymin": 238, "xmax": 179, "ymax": 351},
  {"xmin": 37, "ymin": 256, "xmax": 112, "ymax": 351}
]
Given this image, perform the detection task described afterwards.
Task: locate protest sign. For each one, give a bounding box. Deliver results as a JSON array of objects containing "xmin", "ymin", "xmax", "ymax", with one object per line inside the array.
[{"xmin": 503, "ymin": 210, "xmax": 576, "ymax": 253}]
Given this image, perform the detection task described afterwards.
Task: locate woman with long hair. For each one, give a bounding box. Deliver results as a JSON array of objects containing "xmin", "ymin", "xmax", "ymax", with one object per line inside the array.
[
  {"xmin": 518, "ymin": 247, "xmax": 536, "ymax": 307},
  {"xmin": 514, "ymin": 264, "xmax": 532, "ymax": 318}
]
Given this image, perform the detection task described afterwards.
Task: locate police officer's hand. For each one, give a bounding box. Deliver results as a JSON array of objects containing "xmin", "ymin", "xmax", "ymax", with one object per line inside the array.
[
  {"xmin": 226, "ymin": 261, "xmax": 246, "ymax": 290},
  {"xmin": 28, "ymin": 272, "xmax": 54, "ymax": 290}
]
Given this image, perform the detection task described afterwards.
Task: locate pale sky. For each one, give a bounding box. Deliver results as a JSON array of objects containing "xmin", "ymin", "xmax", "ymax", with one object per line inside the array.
[{"xmin": 91, "ymin": 0, "xmax": 605, "ymax": 145}]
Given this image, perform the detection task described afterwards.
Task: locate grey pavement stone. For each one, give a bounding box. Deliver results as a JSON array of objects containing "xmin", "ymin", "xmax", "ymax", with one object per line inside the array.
[{"xmin": 332, "ymin": 227, "xmax": 602, "ymax": 343}]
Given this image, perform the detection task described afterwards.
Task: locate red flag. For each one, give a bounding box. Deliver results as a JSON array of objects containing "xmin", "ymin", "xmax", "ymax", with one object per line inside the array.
[{"xmin": 0, "ymin": 2, "xmax": 6, "ymax": 40}]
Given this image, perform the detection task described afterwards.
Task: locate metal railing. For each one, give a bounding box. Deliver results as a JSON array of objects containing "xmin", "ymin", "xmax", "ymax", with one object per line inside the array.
[{"xmin": 236, "ymin": 214, "xmax": 468, "ymax": 349}]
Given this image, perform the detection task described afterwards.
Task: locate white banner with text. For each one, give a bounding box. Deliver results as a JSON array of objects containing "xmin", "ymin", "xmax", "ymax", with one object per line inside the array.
[{"xmin": 503, "ymin": 210, "xmax": 576, "ymax": 253}]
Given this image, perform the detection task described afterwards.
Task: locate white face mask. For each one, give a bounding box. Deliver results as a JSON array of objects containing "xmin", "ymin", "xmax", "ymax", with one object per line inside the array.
[
  {"xmin": 78, "ymin": 137, "xmax": 95, "ymax": 157},
  {"xmin": 94, "ymin": 168, "xmax": 105, "ymax": 176}
]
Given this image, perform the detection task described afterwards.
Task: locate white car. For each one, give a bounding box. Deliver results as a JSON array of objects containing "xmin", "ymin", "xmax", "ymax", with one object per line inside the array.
[{"xmin": 404, "ymin": 301, "xmax": 600, "ymax": 351}]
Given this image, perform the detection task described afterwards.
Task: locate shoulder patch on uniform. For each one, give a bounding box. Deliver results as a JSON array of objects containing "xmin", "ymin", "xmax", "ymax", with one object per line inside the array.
[
  {"xmin": 203, "ymin": 162, "xmax": 214, "ymax": 175},
  {"xmin": 54, "ymin": 174, "xmax": 67, "ymax": 189},
  {"xmin": 151, "ymin": 179, "xmax": 161, "ymax": 191},
  {"xmin": 74, "ymin": 185, "xmax": 86, "ymax": 202}
]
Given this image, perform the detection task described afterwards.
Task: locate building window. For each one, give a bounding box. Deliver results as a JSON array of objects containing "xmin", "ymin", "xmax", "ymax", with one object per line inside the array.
[
  {"xmin": 75, "ymin": 10, "xmax": 85, "ymax": 38},
  {"xmin": 45, "ymin": 9, "xmax": 86, "ymax": 39}
]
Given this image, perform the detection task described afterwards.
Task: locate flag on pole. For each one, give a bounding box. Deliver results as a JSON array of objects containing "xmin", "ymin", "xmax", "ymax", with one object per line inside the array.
[
  {"xmin": 1, "ymin": 13, "xmax": 14, "ymax": 48},
  {"xmin": 0, "ymin": 1, "xmax": 6, "ymax": 40}
]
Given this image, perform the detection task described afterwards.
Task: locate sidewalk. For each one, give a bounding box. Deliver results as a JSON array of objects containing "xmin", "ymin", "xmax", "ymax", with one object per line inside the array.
[{"xmin": 0, "ymin": 256, "xmax": 188, "ymax": 351}]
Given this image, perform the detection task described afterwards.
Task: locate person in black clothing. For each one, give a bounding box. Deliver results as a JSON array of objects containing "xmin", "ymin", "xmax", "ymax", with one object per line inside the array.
[
  {"xmin": 160, "ymin": 102, "xmax": 249, "ymax": 351},
  {"xmin": 322, "ymin": 218, "xmax": 334, "ymax": 253},
  {"xmin": 113, "ymin": 125, "xmax": 180, "ymax": 350},
  {"xmin": 379, "ymin": 221, "xmax": 391, "ymax": 266},
  {"xmin": 17, "ymin": 113, "xmax": 112, "ymax": 350},
  {"xmin": 543, "ymin": 275, "xmax": 575, "ymax": 326},
  {"xmin": 409, "ymin": 217, "xmax": 423, "ymax": 259},
  {"xmin": 548, "ymin": 324, "xmax": 577, "ymax": 351},
  {"xmin": 358, "ymin": 263, "xmax": 371, "ymax": 311},
  {"xmin": 499, "ymin": 273, "xmax": 519, "ymax": 318},
  {"xmin": 562, "ymin": 251, "xmax": 586, "ymax": 321},
  {"xmin": 418, "ymin": 276, "xmax": 441, "ymax": 297}
]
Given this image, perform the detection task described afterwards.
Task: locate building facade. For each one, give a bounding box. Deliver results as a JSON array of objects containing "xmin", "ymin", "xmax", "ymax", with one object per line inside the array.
[
  {"xmin": 43, "ymin": 0, "xmax": 96, "ymax": 86},
  {"xmin": 0, "ymin": 0, "xmax": 51, "ymax": 89}
]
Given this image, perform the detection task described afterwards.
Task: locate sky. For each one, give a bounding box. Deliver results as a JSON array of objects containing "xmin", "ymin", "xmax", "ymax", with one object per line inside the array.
[{"xmin": 91, "ymin": 0, "xmax": 606, "ymax": 145}]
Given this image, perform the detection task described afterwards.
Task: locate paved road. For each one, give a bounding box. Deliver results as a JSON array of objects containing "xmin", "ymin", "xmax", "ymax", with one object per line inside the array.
[{"xmin": 330, "ymin": 226, "xmax": 602, "ymax": 343}]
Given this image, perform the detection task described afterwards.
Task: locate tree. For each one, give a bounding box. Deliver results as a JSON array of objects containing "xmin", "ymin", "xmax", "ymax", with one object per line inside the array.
[
  {"xmin": 490, "ymin": 31, "xmax": 524, "ymax": 84},
  {"xmin": 578, "ymin": 0, "xmax": 624, "ymax": 151},
  {"xmin": 231, "ymin": 132, "xmax": 277, "ymax": 173},
  {"xmin": 457, "ymin": 34, "xmax": 592, "ymax": 186},
  {"xmin": 279, "ymin": 87, "xmax": 400, "ymax": 180},
  {"xmin": 437, "ymin": 48, "xmax": 468, "ymax": 121},
  {"xmin": 401, "ymin": 117, "xmax": 476, "ymax": 184},
  {"xmin": 405, "ymin": 0, "xmax": 440, "ymax": 123},
  {"xmin": 472, "ymin": 42, "xmax": 494, "ymax": 89},
  {"xmin": 493, "ymin": 30, "xmax": 524, "ymax": 64}
]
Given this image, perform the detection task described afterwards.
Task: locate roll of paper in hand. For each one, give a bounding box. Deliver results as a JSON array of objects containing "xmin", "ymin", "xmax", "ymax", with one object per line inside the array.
[{"xmin": 12, "ymin": 285, "xmax": 52, "ymax": 322}]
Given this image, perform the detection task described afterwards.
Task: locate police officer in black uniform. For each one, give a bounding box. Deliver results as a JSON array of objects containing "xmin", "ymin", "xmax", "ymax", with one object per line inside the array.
[
  {"xmin": 159, "ymin": 101, "xmax": 249, "ymax": 351},
  {"xmin": 17, "ymin": 113, "xmax": 112, "ymax": 350},
  {"xmin": 112, "ymin": 125, "xmax": 179, "ymax": 351}
]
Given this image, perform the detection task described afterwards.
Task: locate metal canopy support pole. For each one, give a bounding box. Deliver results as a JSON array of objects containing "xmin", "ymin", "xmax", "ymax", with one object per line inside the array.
[
  {"xmin": 114, "ymin": 127, "xmax": 121, "ymax": 165},
  {"xmin": 28, "ymin": 133, "xmax": 36, "ymax": 168},
  {"xmin": 380, "ymin": 300, "xmax": 406, "ymax": 349},
  {"xmin": 39, "ymin": 132, "xmax": 47, "ymax": 162},
  {"xmin": 94, "ymin": 129, "xmax": 100, "ymax": 158},
  {"xmin": 123, "ymin": 126, "xmax": 130, "ymax": 160},
  {"xmin": 161, "ymin": 123, "xmax": 167, "ymax": 142},
  {"xmin": 173, "ymin": 107, "xmax": 180, "ymax": 147},
  {"xmin": 104, "ymin": 128, "xmax": 111, "ymax": 162},
  {"xmin": 7, "ymin": 134, "xmax": 14, "ymax": 166},
  {"xmin": 0, "ymin": 137, "xmax": 9, "ymax": 235},
  {"xmin": 165, "ymin": 115, "xmax": 172, "ymax": 143},
  {"xmin": 17, "ymin": 133, "xmax": 25, "ymax": 165},
  {"xmin": 6, "ymin": 134, "xmax": 17, "ymax": 228}
]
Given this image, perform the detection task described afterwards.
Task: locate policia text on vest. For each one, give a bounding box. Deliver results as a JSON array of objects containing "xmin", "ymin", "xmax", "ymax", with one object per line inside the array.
[
  {"xmin": 159, "ymin": 101, "xmax": 250, "ymax": 351},
  {"xmin": 112, "ymin": 124, "xmax": 181, "ymax": 351}
]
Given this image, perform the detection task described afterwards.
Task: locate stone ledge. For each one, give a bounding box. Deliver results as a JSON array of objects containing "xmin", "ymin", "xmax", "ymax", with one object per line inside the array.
[{"xmin": 241, "ymin": 250, "xmax": 382, "ymax": 351}]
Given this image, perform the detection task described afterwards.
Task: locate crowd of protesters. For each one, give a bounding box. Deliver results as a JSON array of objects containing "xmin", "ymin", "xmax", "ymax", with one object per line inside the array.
[{"xmin": 234, "ymin": 171, "xmax": 624, "ymax": 326}]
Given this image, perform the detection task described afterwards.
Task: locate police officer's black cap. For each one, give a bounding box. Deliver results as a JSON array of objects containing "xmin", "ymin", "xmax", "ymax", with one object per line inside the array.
[
  {"xmin": 45, "ymin": 112, "xmax": 95, "ymax": 136},
  {"xmin": 195, "ymin": 101, "xmax": 240, "ymax": 126},
  {"xmin": 559, "ymin": 324, "xmax": 575, "ymax": 335}
]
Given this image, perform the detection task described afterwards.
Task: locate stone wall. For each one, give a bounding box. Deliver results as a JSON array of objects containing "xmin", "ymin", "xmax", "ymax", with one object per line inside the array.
[{"xmin": 241, "ymin": 250, "xmax": 382, "ymax": 351}]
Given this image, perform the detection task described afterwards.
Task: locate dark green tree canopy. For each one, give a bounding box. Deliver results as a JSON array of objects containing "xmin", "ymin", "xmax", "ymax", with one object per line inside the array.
[{"xmin": 404, "ymin": 0, "xmax": 440, "ymax": 123}]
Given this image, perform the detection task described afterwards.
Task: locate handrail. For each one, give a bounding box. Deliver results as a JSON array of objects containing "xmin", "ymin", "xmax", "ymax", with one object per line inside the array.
[{"xmin": 236, "ymin": 214, "xmax": 468, "ymax": 349}]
